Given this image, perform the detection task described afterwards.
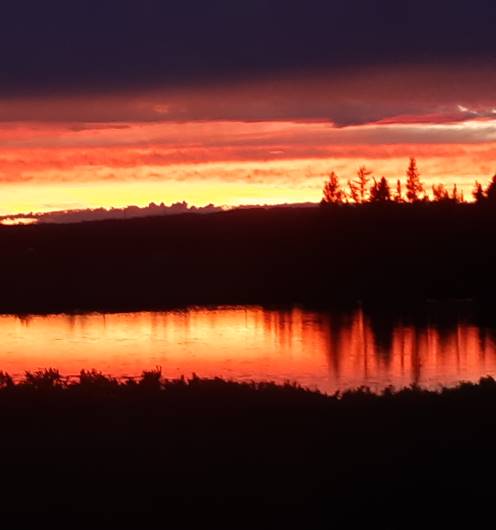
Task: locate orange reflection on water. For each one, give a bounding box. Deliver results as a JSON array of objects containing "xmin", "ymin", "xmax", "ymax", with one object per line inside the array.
[{"xmin": 0, "ymin": 307, "xmax": 495, "ymax": 392}]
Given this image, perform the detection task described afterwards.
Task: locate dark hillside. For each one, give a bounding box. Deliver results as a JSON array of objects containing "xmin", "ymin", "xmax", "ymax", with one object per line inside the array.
[{"xmin": 0, "ymin": 203, "xmax": 494, "ymax": 312}]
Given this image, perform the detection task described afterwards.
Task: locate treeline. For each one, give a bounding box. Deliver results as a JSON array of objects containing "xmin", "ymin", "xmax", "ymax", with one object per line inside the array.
[{"xmin": 322, "ymin": 157, "xmax": 496, "ymax": 205}]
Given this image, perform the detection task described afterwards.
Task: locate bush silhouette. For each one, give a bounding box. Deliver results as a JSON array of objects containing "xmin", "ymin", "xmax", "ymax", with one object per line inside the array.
[{"xmin": 23, "ymin": 368, "xmax": 63, "ymax": 390}]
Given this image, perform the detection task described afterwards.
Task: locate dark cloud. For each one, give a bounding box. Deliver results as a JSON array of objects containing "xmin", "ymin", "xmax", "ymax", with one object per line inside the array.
[
  {"xmin": 0, "ymin": 0, "xmax": 495, "ymax": 96},
  {"xmin": 0, "ymin": 65, "xmax": 495, "ymax": 127}
]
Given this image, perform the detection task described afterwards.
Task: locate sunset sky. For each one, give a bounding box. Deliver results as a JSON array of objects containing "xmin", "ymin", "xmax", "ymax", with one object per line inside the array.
[{"xmin": 1, "ymin": 1, "xmax": 496, "ymax": 215}]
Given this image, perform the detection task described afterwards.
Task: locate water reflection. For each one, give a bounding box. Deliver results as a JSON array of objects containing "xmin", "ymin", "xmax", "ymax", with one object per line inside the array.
[{"xmin": 0, "ymin": 306, "xmax": 495, "ymax": 392}]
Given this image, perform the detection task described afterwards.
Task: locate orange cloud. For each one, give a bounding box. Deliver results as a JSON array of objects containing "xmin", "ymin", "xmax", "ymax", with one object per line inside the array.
[{"xmin": 0, "ymin": 19, "xmax": 494, "ymax": 216}]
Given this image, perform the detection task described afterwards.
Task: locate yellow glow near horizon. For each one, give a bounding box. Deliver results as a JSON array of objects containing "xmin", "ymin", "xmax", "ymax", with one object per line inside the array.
[
  {"xmin": 0, "ymin": 179, "xmax": 323, "ymax": 216},
  {"xmin": 0, "ymin": 118, "xmax": 495, "ymax": 216},
  {"xmin": 0, "ymin": 217, "xmax": 37, "ymax": 226}
]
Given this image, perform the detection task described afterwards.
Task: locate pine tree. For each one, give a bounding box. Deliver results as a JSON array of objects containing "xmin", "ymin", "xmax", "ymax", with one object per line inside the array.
[
  {"xmin": 321, "ymin": 172, "xmax": 344, "ymax": 205},
  {"xmin": 485, "ymin": 175, "xmax": 496, "ymax": 202},
  {"xmin": 355, "ymin": 166, "xmax": 372, "ymax": 203},
  {"xmin": 405, "ymin": 158, "xmax": 424, "ymax": 203},
  {"xmin": 432, "ymin": 184, "xmax": 449, "ymax": 202},
  {"xmin": 394, "ymin": 179, "xmax": 403, "ymax": 203},
  {"xmin": 369, "ymin": 177, "xmax": 392, "ymax": 203},
  {"xmin": 451, "ymin": 184, "xmax": 464, "ymax": 203},
  {"xmin": 472, "ymin": 181, "xmax": 485, "ymax": 203},
  {"xmin": 348, "ymin": 180, "xmax": 360, "ymax": 203}
]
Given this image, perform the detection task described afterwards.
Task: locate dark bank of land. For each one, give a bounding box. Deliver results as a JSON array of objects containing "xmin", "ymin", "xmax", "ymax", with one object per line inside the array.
[
  {"xmin": 0, "ymin": 371, "xmax": 495, "ymax": 527},
  {"xmin": 0, "ymin": 203, "xmax": 495, "ymax": 313}
]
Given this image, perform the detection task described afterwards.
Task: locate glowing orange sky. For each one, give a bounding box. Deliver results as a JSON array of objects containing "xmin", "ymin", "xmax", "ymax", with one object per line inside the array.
[
  {"xmin": 1, "ymin": 122, "xmax": 495, "ymax": 215},
  {"xmin": 1, "ymin": 68, "xmax": 495, "ymax": 215}
]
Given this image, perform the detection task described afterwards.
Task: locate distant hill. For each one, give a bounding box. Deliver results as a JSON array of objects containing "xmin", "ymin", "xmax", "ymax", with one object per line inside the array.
[{"xmin": 0, "ymin": 201, "xmax": 317, "ymax": 225}]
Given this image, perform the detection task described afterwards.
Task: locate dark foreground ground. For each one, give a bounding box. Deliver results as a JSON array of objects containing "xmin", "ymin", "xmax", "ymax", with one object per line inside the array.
[
  {"xmin": 0, "ymin": 370, "xmax": 496, "ymax": 528},
  {"xmin": 1, "ymin": 203, "xmax": 496, "ymax": 313}
]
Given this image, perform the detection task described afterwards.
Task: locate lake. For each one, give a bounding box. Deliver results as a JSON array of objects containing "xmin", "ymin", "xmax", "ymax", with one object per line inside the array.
[{"xmin": 2, "ymin": 304, "xmax": 496, "ymax": 392}]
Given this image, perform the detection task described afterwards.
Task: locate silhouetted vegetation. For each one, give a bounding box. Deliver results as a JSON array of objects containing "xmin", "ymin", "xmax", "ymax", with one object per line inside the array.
[
  {"xmin": 0, "ymin": 158, "xmax": 494, "ymax": 313},
  {"xmin": 0, "ymin": 371, "xmax": 494, "ymax": 526},
  {"xmin": 369, "ymin": 176, "xmax": 392, "ymax": 203},
  {"xmin": 322, "ymin": 171, "xmax": 344, "ymax": 204},
  {"xmin": 472, "ymin": 174, "xmax": 496, "ymax": 204},
  {"xmin": 405, "ymin": 157, "xmax": 425, "ymax": 202},
  {"xmin": 321, "ymin": 157, "xmax": 474, "ymax": 205}
]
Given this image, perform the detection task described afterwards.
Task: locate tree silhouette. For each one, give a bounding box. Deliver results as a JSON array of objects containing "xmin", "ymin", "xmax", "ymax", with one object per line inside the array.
[
  {"xmin": 319, "ymin": 161, "xmax": 489, "ymax": 208},
  {"xmin": 347, "ymin": 180, "xmax": 360, "ymax": 203},
  {"xmin": 450, "ymin": 184, "xmax": 464, "ymax": 203},
  {"xmin": 405, "ymin": 158, "xmax": 424, "ymax": 203},
  {"xmin": 321, "ymin": 172, "xmax": 345, "ymax": 205},
  {"xmin": 355, "ymin": 166, "xmax": 372, "ymax": 203},
  {"xmin": 433, "ymin": 183, "xmax": 464, "ymax": 203},
  {"xmin": 394, "ymin": 179, "xmax": 403, "ymax": 203},
  {"xmin": 485, "ymin": 175, "xmax": 496, "ymax": 202},
  {"xmin": 473, "ymin": 181, "xmax": 486, "ymax": 203},
  {"xmin": 432, "ymin": 184, "xmax": 450, "ymax": 202},
  {"xmin": 369, "ymin": 177, "xmax": 392, "ymax": 203}
]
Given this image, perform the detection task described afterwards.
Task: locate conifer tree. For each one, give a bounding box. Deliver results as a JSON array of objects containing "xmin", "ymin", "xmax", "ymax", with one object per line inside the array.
[
  {"xmin": 451, "ymin": 184, "xmax": 464, "ymax": 203},
  {"xmin": 432, "ymin": 184, "xmax": 449, "ymax": 202},
  {"xmin": 405, "ymin": 158, "xmax": 424, "ymax": 203},
  {"xmin": 369, "ymin": 177, "xmax": 392, "ymax": 203},
  {"xmin": 348, "ymin": 180, "xmax": 360, "ymax": 203},
  {"xmin": 394, "ymin": 179, "xmax": 403, "ymax": 203},
  {"xmin": 322, "ymin": 172, "xmax": 344, "ymax": 205},
  {"xmin": 355, "ymin": 166, "xmax": 372, "ymax": 203},
  {"xmin": 485, "ymin": 175, "xmax": 496, "ymax": 202},
  {"xmin": 472, "ymin": 181, "xmax": 485, "ymax": 203}
]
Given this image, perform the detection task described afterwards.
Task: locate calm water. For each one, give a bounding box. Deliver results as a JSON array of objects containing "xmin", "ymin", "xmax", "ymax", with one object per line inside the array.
[{"xmin": 2, "ymin": 305, "xmax": 496, "ymax": 393}]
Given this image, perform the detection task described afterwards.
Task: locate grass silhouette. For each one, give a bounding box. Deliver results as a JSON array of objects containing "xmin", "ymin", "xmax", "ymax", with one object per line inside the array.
[{"xmin": 0, "ymin": 369, "xmax": 494, "ymax": 526}]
